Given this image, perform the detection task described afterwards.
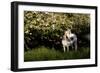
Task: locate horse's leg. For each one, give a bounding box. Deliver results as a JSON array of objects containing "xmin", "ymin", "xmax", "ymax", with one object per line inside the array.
[
  {"xmin": 71, "ymin": 44, "xmax": 74, "ymax": 49},
  {"xmin": 67, "ymin": 46, "xmax": 69, "ymax": 52},
  {"xmin": 63, "ymin": 46, "xmax": 66, "ymax": 52}
]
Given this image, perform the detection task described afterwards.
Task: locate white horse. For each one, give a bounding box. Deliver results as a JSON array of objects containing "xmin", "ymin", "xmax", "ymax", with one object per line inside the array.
[{"xmin": 62, "ymin": 29, "xmax": 77, "ymax": 52}]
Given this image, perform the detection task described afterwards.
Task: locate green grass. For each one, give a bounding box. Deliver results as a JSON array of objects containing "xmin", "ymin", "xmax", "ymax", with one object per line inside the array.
[{"xmin": 24, "ymin": 46, "xmax": 90, "ymax": 62}]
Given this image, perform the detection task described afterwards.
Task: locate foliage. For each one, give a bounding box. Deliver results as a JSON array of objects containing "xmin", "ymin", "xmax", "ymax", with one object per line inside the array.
[{"xmin": 24, "ymin": 11, "xmax": 90, "ymax": 50}]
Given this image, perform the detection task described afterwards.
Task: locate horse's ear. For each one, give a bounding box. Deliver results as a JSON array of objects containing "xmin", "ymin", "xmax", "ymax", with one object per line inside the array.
[{"xmin": 67, "ymin": 29, "xmax": 71, "ymax": 33}]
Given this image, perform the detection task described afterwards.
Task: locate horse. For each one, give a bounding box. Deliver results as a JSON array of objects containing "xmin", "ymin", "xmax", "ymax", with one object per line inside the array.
[{"xmin": 62, "ymin": 29, "xmax": 77, "ymax": 52}]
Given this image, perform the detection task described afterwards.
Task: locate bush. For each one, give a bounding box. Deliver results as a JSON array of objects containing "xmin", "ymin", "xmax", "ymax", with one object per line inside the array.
[{"xmin": 24, "ymin": 11, "xmax": 90, "ymax": 50}]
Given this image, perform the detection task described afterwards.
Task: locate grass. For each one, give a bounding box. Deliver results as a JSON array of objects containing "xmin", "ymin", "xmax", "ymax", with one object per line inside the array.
[{"xmin": 24, "ymin": 46, "xmax": 90, "ymax": 62}]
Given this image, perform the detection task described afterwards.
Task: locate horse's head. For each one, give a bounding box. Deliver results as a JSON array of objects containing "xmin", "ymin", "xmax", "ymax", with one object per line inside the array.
[
  {"xmin": 63, "ymin": 29, "xmax": 72, "ymax": 41},
  {"xmin": 64, "ymin": 29, "xmax": 71, "ymax": 37}
]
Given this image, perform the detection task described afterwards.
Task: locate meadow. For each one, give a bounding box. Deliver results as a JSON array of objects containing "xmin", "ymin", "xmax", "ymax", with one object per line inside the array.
[{"xmin": 24, "ymin": 46, "xmax": 90, "ymax": 62}]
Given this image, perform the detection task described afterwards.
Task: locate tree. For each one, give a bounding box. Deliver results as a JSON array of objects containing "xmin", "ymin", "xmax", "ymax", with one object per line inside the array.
[{"xmin": 24, "ymin": 11, "xmax": 90, "ymax": 50}]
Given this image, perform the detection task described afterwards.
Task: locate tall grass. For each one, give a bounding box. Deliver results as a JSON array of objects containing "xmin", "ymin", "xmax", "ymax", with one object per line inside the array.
[{"xmin": 24, "ymin": 46, "xmax": 90, "ymax": 62}]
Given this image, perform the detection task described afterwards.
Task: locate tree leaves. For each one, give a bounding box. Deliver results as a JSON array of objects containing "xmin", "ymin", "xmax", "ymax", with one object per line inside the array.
[{"xmin": 24, "ymin": 11, "xmax": 90, "ymax": 49}]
